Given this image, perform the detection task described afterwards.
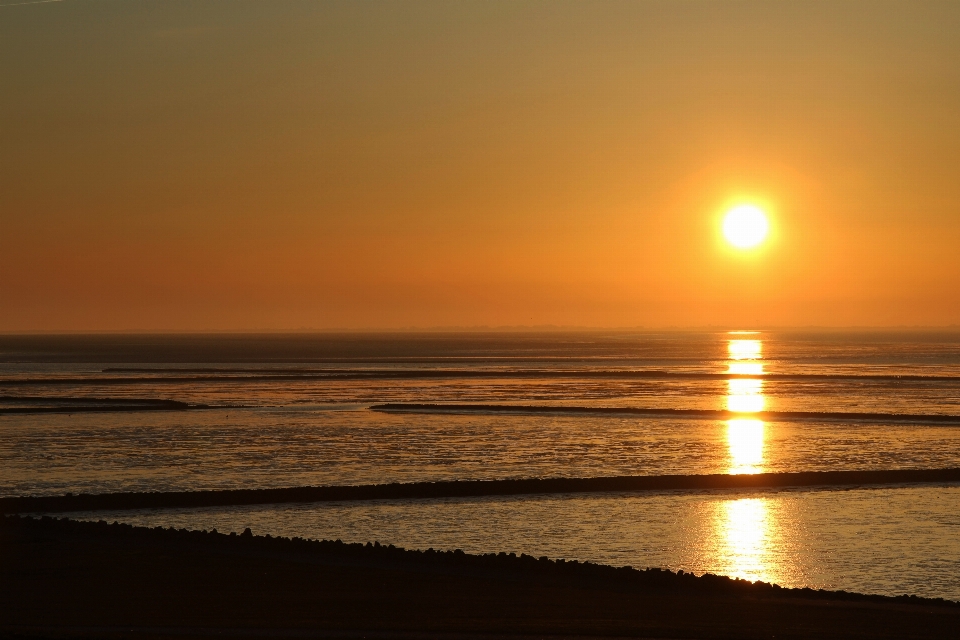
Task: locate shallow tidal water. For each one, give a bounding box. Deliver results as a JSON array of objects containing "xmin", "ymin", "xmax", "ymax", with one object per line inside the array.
[
  {"xmin": 66, "ymin": 484, "xmax": 960, "ymax": 601},
  {"xmin": 6, "ymin": 410, "xmax": 960, "ymax": 496},
  {"xmin": 5, "ymin": 331, "xmax": 960, "ymax": 599}
]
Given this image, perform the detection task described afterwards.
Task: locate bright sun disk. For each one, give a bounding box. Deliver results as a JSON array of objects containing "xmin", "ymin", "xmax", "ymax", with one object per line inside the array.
[{"xmin": 723, "ymin": 205, "xmax": 769, "ymax": 249}]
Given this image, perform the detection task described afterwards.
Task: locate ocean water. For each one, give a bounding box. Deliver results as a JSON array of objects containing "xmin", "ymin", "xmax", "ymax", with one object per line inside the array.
[{"xmin": 3, "ymin": 331, "xmax": 960, "ymax": 599}]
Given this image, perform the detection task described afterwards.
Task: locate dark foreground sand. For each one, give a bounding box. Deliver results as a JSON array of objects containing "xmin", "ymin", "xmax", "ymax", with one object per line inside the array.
[{"xmin": 2, "ymin": 516, "xmax": 958, "ymax": 640}]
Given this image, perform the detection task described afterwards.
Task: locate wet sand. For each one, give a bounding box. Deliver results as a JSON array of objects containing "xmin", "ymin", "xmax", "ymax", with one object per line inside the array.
[{"xmin": 2, "ymin": 515, "xmax": 958, "ymax": 639}]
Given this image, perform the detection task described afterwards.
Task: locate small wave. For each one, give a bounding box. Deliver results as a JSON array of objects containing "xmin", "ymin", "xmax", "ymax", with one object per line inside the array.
[
  {"xmin": 0, "ymin": 396, "xmax": 191, "ymax": 414},
  {"xmin": 1, "ymin": 368, "xmax": 958, "ymax": 386},
  {"xmin": 370, "ymin": 403, "xmax": 960, "ymax": 425}
]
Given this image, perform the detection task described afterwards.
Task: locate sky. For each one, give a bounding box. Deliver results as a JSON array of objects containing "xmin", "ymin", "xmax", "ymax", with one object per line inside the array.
[{"xmin": 2, "ymin": 0, "xmax": 959, "ymax": 331}]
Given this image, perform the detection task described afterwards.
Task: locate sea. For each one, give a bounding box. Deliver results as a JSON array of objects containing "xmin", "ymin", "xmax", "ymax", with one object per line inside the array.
[{"xmin": 2, "ymin": 331, "xmax": 960, "ymax": 600}]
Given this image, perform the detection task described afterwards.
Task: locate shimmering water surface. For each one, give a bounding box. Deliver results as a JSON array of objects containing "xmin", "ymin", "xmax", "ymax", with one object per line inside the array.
[
  {"xmin": 4, "ymin": 331, "xmax": 960, "ymax": 599},
  {"xmin": 66, "ymin": 484, "xmax": 960, "ymax": 601}
]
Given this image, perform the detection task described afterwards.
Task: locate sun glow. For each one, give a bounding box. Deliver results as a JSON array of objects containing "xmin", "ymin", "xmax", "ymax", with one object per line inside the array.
[{"xmin": 722, "ymin": 205, "xmax": 769, "ymax": 249}]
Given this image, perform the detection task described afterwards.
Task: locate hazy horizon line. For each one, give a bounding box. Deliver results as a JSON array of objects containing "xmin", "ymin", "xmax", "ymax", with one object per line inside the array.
[{"xmin": 2, "ymin": 324, "xmax": 959, "ymax": 336}]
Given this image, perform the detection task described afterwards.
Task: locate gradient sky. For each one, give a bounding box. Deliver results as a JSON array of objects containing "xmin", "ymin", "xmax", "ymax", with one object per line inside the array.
[{"xmin": 2, "ymin": 0, "xmax": 959, "ymax": 331}]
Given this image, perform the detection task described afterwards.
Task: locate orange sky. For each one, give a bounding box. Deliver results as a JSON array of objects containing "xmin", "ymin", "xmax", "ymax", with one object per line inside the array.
[{"xmin": 2, "ymin": 0, "xmax": 959, "ymax": 331}]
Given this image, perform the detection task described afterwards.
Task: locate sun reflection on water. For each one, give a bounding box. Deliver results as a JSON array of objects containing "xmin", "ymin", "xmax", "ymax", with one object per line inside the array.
[
  {"xmin": 710, "ymin": 334, "xmax": 775, "ymax": 583},
  {"xmin": 727, "ymin": 378, "xmax": 765, "ymax": 413},
  {"xmin": 717, "ymin": 498, "xmax": 772, "ymax": 583},
  {"xmin": 728, "ymin": 362, "xmax": 763, "ymax": 375},
  {"xmin": 728, "ymin": 339, "xmax": 762, "ymax": 361},
  {"xmin": 727, "ymin": 419, "xmax": 764, "ymax": 474},
  {"xmin": 725, "ymin": 334, "xmax": 766, "ymax": 475}
]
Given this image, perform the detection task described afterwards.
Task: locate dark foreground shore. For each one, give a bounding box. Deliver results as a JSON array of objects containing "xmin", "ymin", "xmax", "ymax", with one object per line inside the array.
[{"xmin": 2, "ymin": 516, "xmax": 958, "ymax": 640}]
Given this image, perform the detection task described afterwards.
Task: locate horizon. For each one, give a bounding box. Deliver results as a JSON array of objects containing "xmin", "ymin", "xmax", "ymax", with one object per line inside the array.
[{"xmin": 3, "ymin": 324, "xmax": 960, "ymax": 336}]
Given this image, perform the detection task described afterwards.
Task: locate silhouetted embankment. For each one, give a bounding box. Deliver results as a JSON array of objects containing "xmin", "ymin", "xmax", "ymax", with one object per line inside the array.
[
  {"xmin": 4, "ymin": 468, "xmax": 960, "ymax": 515},
  {"xmin": 372, "ymin": 402, "xmax": 960, "ymax": 424},
  {"xmin": 1, "ymin": 514, "xmax": 957, "ymax": 639}
]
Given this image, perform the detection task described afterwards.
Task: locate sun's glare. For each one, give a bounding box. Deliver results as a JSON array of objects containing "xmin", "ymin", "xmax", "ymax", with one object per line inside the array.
[
  {"xmin": 727, "ymin": 419, "xmax": 765, "ymax": 474},
  {"xmin": 728, "ymin": 339, "xmax": 762, "ymax": 360},
  {"xmin": 722, "ymin": 205, "xmax": 769, "ymax": 249}
]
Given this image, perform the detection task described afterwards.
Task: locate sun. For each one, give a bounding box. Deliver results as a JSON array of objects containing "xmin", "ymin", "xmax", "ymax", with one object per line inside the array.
[{"xmin": 722, "ymin": 205, "xmax": 769, "ymax": 249}]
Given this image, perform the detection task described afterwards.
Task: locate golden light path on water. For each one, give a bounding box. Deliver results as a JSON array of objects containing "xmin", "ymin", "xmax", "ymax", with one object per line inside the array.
[
  {"xmin": 715, "ymin": 498, "xmax": 771, "ymax": 583},
  {"xmin": 717, "ymin": 333, "xmax": 775, "ymax": 584},
  {"xmin": 726, "ymin": 336, "xmax": 766, "ymax": 475}
]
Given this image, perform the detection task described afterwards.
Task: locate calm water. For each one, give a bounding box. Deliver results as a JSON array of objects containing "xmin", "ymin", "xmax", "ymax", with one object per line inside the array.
[
  {"xmin": 66, "ymin": 485, "xmax": 960, "ymax": 601},
  {"xmin": 3, "ymin": 331, "xmax": 960, "ymax": 599}
]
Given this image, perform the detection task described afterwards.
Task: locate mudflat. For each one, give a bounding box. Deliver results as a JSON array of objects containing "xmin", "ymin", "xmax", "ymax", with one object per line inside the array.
[{"xmin": 2, "ymin": 515, "xmax": 958, "ymax": 640}]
